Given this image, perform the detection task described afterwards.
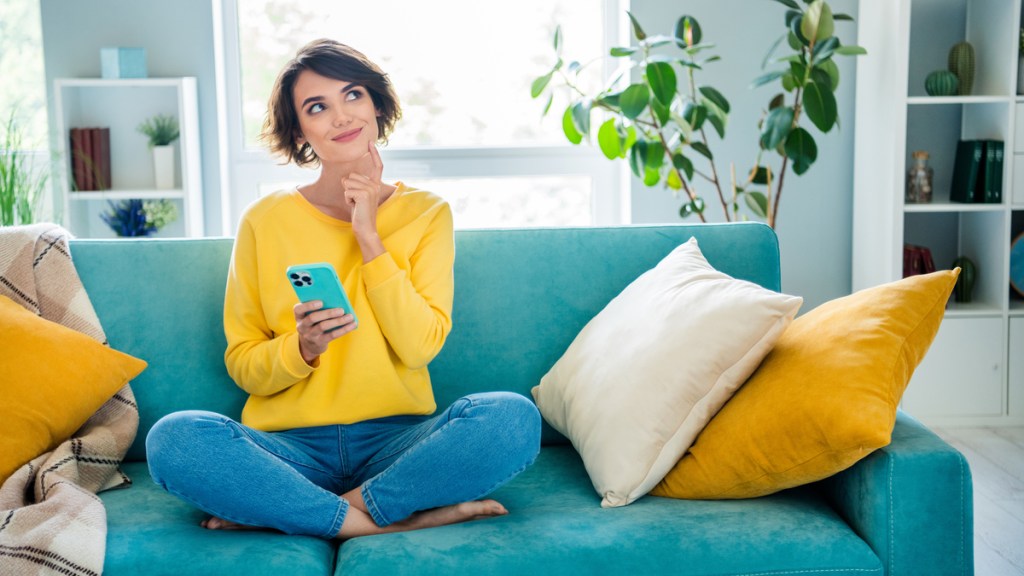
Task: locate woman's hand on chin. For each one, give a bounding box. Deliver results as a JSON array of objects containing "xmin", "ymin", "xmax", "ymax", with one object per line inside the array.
[{"xmin": 344, "ymin": 141, "xmax": 387, "ymax": 261}]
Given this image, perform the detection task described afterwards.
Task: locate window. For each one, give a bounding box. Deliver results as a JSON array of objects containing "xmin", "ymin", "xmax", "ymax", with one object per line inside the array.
[
  {"xmin": 0, "ymin": 0, "xmax": 48, "ymax": 149},
  {"xmin": 221, "ymin": 0, "xmax": 625, "ymax": 231}
]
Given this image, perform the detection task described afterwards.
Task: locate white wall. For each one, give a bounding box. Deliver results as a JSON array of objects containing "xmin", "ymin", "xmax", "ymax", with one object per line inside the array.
[
  {"xmin": 630, "ymin": 0, "xmax": 859, "ymax": 309},
  {"xmin": 40, "ymin": 0, "xmax": 226, "ymax": 235},
  {"xmin": 37, "ymin": 0, "xmax": 859, "ymax": 306}
]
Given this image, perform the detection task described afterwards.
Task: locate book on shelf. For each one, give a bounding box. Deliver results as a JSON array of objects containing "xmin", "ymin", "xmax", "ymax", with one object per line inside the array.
[
  {"xmin": 982, "ymin": 139, "xmax": 1003, "ymax": 204},
  {"xmin": 68, "ymin": 127, "xmax": 112, "ymax": 191},
  {"xmin": 903, "ymin": 244, "xmax": 936, "ymax": 278},
  {"xmin": 949, "ymin": 139, "xmax": 983, "ymax": 203}
]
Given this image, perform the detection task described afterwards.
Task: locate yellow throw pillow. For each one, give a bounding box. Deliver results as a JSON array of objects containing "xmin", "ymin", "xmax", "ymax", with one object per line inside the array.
[
  {"xmin": 0, "ymin": 295, "xmax": 147, "ymax": 485},
  {"xmin": 652, "ymin": 269, "xmax": 958, "ymax": 500}
]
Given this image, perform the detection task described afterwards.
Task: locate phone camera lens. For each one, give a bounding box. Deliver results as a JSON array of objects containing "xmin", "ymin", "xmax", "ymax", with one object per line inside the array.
[
  {"xmin": 289, "ymin": 273, "xmax": 300, "ymax": 280},
  {"xmin": 293, "ymin": 280, "xmax": 302, "ymax": 287}
]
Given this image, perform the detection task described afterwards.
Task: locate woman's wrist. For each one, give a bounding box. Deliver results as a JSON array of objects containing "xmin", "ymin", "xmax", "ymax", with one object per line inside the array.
[{"xmin": 356, "ymin": 232, "xmax": 386, "ymax": 263}]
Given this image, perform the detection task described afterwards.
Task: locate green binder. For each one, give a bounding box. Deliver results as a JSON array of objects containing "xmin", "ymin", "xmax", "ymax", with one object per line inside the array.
[{"xmin": 949, "ymin": 139, "xmax": 983, "ymax": 203}]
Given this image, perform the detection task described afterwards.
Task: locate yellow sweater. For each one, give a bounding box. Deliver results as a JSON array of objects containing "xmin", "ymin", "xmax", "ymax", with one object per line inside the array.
[{"xmin": 223, "ymin": 183, "xmax": 454, "ymax": 431}]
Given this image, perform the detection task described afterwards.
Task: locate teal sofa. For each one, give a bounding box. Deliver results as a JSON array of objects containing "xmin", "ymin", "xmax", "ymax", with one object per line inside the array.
[{"xmin": 70, "ymin": 222, "xmax": 973, "ymax": 576}]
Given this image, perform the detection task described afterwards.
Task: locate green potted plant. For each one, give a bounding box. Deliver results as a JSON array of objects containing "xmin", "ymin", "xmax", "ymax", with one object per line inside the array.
[
  {"xmin": 137, "ymin": 114, "xmax": 179, "ymax": 189},
  {"xmin": 532, "ymin": 0, "xmax": 865, "ymax": 228},
  {"xmin": 0, "ymin": 111, "xmax": 49, "ymax": 226}
]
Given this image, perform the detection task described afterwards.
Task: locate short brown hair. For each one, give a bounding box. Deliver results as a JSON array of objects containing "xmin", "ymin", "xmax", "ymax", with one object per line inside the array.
[{"xmin": 262, "ymin": 39, "xmax": 401, "ymax": 167}]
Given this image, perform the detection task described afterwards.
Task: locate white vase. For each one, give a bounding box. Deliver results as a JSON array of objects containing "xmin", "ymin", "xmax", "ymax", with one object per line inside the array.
[
  {"xmin": 1018, "ymin": 56, "xmax": 1024, "ymax": 95},
  {"xmin": 152, "ymin": 145, "xmax": 175, "ymax": 190}
]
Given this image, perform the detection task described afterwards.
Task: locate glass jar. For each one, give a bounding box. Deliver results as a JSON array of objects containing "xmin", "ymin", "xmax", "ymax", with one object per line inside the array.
[{"xmin": 906, "ymin": 150, "xmax": 933, "ymax": 203}]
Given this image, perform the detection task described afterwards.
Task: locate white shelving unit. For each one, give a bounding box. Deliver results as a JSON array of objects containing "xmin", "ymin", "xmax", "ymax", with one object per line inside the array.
[
  {"xmin": 853, "ymin": 0, "xmax": 1024, "ymax": 425},
  {"xmin": 52, "ymin": 77, "xmax": 203, "ymax": 237}
]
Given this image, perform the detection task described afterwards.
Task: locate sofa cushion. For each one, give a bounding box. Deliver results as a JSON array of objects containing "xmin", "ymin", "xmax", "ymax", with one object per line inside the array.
[
  {"xmin": 334, "ymin": 446, "xmax": 882, "ymax": 576},
  {"xmin": 102, "ymin": 462, "xmax": 336, "ymax": 576},
  {"xmin": 652, "ymin": 269, "xmax": 958, "ymax": 500},
  {"xmin": 0, "ymin": 294, "xmax": 147, "ymax": 484},
  {"xmin": 532, "ymin": 238, "xmax": 801, "ymax": 507}
]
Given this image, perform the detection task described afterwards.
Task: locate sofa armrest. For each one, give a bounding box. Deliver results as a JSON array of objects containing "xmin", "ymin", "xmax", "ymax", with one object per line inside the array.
[{"xmin": 819, "ymin": 411, "xmax": 973, "ymax": 576}]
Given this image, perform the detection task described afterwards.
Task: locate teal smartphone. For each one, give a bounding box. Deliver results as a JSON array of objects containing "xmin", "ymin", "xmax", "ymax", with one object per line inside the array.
[{"xmin": 286, "ymin": 262, "xmax": 357, "ymax": 327}]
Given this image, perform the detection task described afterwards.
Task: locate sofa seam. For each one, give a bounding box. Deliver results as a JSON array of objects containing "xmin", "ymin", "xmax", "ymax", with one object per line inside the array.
[
  {"xmin": 888, "ymin": 453, "xmax": 895, "ymax": 576},
  {"xmin": 735, "ymin": 568, "xmax": 883, "ymax": 576}
]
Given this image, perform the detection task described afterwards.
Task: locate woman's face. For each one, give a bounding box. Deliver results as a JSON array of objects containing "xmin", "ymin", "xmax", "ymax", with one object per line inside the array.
[{"xmin": 292, "ymin": 69, "xmax": 380, "ymax": 165}]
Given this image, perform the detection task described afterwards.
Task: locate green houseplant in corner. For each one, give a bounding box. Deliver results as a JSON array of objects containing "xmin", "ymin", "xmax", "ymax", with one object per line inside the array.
[
  {"xmin": 137, "ymin": 114, "xmax": 180, "ymax": 190},
  {"xmin": 532, "ymin": 0, "xmax": 865, "ymax": 228},
  {"xmin": 0, "ymin": 111, "xmax": 48, "ymax": 226}
]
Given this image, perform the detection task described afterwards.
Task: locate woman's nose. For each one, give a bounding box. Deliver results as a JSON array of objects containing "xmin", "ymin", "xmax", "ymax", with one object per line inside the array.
[{"xmin": 332, "ymin": 109, "xmax": 351, "ymax": 128}]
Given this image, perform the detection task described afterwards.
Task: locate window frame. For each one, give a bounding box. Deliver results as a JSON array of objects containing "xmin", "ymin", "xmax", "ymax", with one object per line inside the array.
[{"xmin": 218, "ymin": 0, "xmax": 629, "ymax": 232}]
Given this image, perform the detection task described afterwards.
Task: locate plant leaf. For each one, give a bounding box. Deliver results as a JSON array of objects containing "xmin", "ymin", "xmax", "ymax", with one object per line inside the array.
[
  {"xmin": 803, "ymin": 81, "xmax": 837, "ymax": 132},
  {"xmin": 811, "ymin": 36, "xmax": 839, "ymax": 65},
  {"xmin": 707, "ymin": 113, "xmax": 726, "ymax": 139},
  {"xmin": 762, "ymin": 33, "xmax": 787, "ymax": 70},
  {"xmin": 562, "ymin": 107, "xmax": 583, "ymax": 144},
  {"xmin": 629, "ymin": 140, "xmax": 646, "ymax": 177},
  {"xmin": 597, "ymin": 119, "xmax": 622, "ymax": 160},
  {"xmin": 683, "ymin": 102, "xmax": 707, "ymax": 130},
  {"xmin": 801, "ymin": 0, "xmax": 834, "ymax": 44},
  {"xmin": 666, "ymin": 167, "xmax": 683, "ymax": 190},
  {"xmin": 644, "ymin": 140, "xmax": 666, "ymax": 169},
  {"xmin": 691, "ymin": 141, "xmax": 713, "ymax": 160},
  {"xmin": 611, "ymin": 46, "xmax": 638, "ymax": 57},
  {"xmin": 680, "ymin": 197, "xmax": 706, "ymax": 218},
  {"xmin": 673, "ymin": 152, "xmax": 695, "ymax": 180},
  {"xmin": 810, "ymin": 66, "xmax": 833, "ymax": 91},
  {"xmin": 650, "ymin": 96, "xmax": 671, "ymax": 126},
  {"xmin": 769, "ymin": 93, "xmax": 786, "ymax": 110},
  {"xmin": 647, "ymin": 62, "xmax": 677, "ymax": 106},
  {"xmin": 643, "ymin": 166, "xmax": 661, "ymax": 186},
  {"xmin": 771, "ymin": 0, "xmax": 801, "ymax": 9},
  {"xmin": 531, "ymin": 72, "xmax": 553, "ymax": 98},
  {"xmin": 620, "ymin": 84, "xmax": 650, "ymax": 120},
  {"xmin": 542, "ymin": 93, "xmax": 553, "ymax": 116},
  {"xmin": 752, "ymin": 69, "xmax": 787, "ymax": 88},
  {"xmin": 698, "ymin": 86, "xmax": 730, "ymax": 113},
  {"xmin": 674, "ymin": 15, "xmax": 702, "ymax": 47},
  {"xmin": 554, "ymin": 25, "xmax": 562, "ymax": 53},
  {"xmin": 761, "ymin": 105, "xmax": 794, "ymax": 149},
  {"xmin": 745, "ymin": 191, "xmax": 769, "ymax": 218},
  {"xmin": 750, "ymin": 166, "xmax": 771, "ymax": 185},
  {"xmin": 627, "ymin": 11, "xmax": 647, "ymax": 41},
  {"xmin": 835, "ymin": 45, "xmax": 867, "ymax": 56},
  {"xmin": 622, "ymin": 125, "xmax": 638, "ymax": 157},
  {"xmin": 833, "ymin": 13, "xmax": 854, "ymax": 21},
  {"xmin": 784, "ymin": 126, "xmax": 818, "ymax": 174}
]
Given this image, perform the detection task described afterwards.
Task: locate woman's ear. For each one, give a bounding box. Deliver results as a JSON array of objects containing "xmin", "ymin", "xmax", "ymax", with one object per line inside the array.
[{"xmin": 295, "ymin": 132, "xmax": 306, "ymax": 145}]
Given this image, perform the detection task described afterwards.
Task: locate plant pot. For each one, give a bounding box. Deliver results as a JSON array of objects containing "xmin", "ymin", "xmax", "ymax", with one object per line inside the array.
[{"xmin": 152, "ymin": 145, "xmax": 175, "ymax": 190}]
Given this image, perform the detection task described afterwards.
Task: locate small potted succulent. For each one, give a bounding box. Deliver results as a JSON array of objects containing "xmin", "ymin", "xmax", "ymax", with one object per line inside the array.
[{"xmin": 137, "ymin": 114, "xmax": 179, "ymax": 189}]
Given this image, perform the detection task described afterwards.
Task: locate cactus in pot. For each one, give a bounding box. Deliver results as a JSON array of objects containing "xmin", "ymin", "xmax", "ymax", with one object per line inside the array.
[
  {"xmin": 951, "ymin": 256, "xmax": 976, "ymax": 303},
  {"xmin": 948, "ymin": 41, "xmax": 975, "ymax": 95},
  {"xmin": 925, "ymin": 70, "xmax": 959, "ymax": 96}
]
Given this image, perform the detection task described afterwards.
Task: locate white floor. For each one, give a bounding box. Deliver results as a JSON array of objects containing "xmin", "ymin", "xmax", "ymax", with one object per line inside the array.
[{"xmin": 934, "ymin": 427, "xmax": 1024, "ymax": 576}]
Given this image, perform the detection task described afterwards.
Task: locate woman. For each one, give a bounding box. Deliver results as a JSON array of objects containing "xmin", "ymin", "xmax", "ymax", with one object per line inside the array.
[{"xmin": 146, "ymin": 39, "xmax": 541, "ymax": 539}]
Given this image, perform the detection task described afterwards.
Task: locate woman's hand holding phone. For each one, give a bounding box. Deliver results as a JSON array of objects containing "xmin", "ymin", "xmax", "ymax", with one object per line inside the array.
[{"xmin": 294, "ymin": 301, "xmax": 357, "ymax": 365}]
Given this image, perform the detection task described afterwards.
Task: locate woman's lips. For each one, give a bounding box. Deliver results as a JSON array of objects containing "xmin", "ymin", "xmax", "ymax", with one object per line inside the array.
[{"xmin": 334, "ymin": 127, "xmax": 362, "ymax": 143}]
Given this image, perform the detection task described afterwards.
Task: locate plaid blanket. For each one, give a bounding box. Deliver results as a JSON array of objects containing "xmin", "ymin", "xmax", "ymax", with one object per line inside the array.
[{"xmin": 0, "ymin": 224, "xmax": 138, "ymax": 576}]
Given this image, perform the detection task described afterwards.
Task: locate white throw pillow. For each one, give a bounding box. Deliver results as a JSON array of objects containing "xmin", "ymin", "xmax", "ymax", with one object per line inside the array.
[{"xmin": 532, "ymin": 237, "xmax": 802, "ymax": 507}]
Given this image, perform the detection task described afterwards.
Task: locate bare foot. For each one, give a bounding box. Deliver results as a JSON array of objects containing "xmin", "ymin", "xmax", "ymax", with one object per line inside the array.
[
  {"xmin": 201, "ymin": 516, "xmax": 262, "ymax": 531},
  {"xmin": 337, "ymin": 499, "xmax": 507, "ymax": 539},
  {"xmin": 400, "ymin": 499, "xmax": 508, "ymax": 530}
]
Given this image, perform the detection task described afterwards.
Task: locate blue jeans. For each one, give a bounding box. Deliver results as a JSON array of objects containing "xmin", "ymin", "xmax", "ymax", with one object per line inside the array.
[{"xmin": 145, "ymin": 392, "xmax": 541, "ymax": 538}]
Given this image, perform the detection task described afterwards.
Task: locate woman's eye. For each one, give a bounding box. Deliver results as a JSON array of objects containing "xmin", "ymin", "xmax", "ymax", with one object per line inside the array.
[
  {"xmin": 346, "ymin": 90, "xmax": 361, "ymax": 101},
  {"xmin": 308, "ymin": 103, "xmax": 325, "ymax": 114}
]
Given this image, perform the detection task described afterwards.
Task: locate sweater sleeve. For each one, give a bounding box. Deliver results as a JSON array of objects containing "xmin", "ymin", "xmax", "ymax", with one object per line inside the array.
[
  {"xmin": 362, "ymin": 203, "xmax": 454, "ymax": 369},
  {"xmin": 223, "ymin": 218, "xmax": 314, "ymax": 396}
]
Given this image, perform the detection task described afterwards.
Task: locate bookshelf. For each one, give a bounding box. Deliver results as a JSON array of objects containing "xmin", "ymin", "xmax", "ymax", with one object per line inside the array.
[
  {"xmin": 853, "ymin": 0, "xmax": 1024, "ymax": 425},
  {"xmin": 52, "ymin": 77, "xmax": 203, "ymax": 237}
]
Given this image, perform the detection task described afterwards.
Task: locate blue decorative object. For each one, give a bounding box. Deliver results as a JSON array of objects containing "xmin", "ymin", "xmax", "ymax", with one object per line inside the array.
[
  {"xmin": 101, "ymin": 47, "xmax": 147, "ymax": 79},
  {"xmin": 1011, "ymin": 232, "xmax": 1024, "ymax": 297},
  {"xmin": 100, "ymin": 199, "xmax": 156, "ymax": 237}
]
